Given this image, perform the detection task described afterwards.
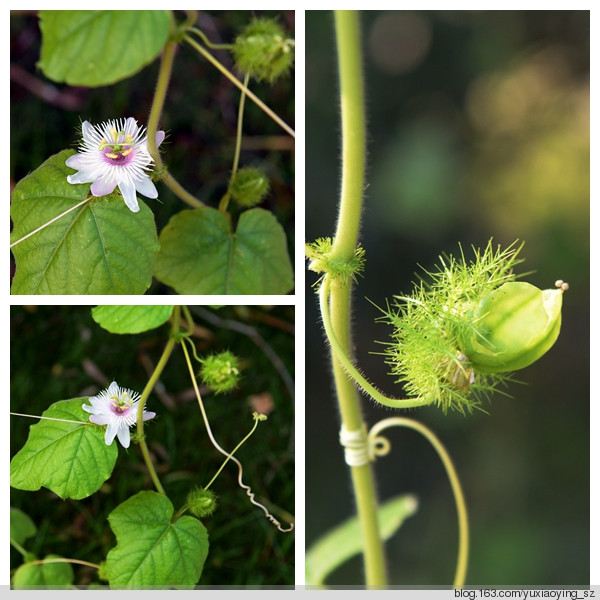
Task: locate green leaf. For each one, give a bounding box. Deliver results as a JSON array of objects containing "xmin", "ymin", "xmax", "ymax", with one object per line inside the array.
[
  {"xmin": 10, "ymin": 398, "xmax": 118, "ymax": 500},
  {"xmin": 10, "ymin": 508, "xmax": 37, "ymax": 547},
  {"xmin": 11, "ymin": 150, "xmax": 159, "ymax": 295},
  {"xmin": 12, "ymin": 554, "xmax": 74, "ymax": 587},
  {"xmin": 38, "ymin": 10, "xmax": 171, "ymax": 87},
  {"xmin": 106, "ymin": 491, "xmax": 209, "ymax": 586},
  {"xmin": 305, "ymin": 494, "xmax": 418, "ymax": 586},
  {"xmin": 154, "ymin": 207, "xmax": 294, "ymax": 294},
  {"xmin": 92, "ymin": 305, "xmax": 174, "ymax": 334}
]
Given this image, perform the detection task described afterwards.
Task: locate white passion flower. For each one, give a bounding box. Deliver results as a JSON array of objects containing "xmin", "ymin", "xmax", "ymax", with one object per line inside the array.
[
  {"xmin": 66, "ymin": 117, "xmax": 165, "ymax": 213},
  {"xmin": 82, "ymin": 381, "xmax": 156, "ymax": 448}
]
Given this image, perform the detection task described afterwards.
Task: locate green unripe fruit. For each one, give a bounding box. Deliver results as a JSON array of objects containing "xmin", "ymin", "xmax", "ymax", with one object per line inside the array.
[
  {"xmin": 230, "ymin": 167, "xmax": 270, "ymax": 208},
  {"xmin": 186, "ymin": 487, "xmax": 218, "ymax": 518},
  {"xmin": 233, "ymin": 18, "xmax": 294, "ymax": 83},
  {"xmin": 458, "ymin": 281, "xmax": 567, "ymax": 374}
]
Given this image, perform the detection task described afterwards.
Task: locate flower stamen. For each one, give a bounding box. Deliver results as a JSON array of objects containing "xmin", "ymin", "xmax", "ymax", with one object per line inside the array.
[
  {"xmin": 82, "ymin": 381, "xmax": 155, "ymax": 447},
  {"xmin": 66, "ymin": 117, "xmax": 165, "ymax": 213}
]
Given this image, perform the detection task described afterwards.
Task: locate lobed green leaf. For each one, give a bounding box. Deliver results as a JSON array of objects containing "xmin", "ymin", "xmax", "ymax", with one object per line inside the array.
[
  {"xmin": 11, "ymin": 150, "xmax": 159, "ymax": 295},
  {"xmin": 154, "ymin": 207, "xmax": 293, "ymax": 294},
  {"xmin": 10, "ymin": 508, "xmax": 37, "ymax": 547},
  {"xmin": 12, "ymin": 555, "xmax": 74, "ymax": 587},
  {"xmin": 92, "ymin": 305, "xmax": 174, "ymax": 334},
  {"xmin": 106, "ymin": 491, "xmax": 209, "ymax": 586},
  {"xmin": 38, "ymin": 10, "xmax": 171, "ymax": 87},
  {"xmin": 10, "ymin": 398, "xmax": 118, "ymax": 500}
]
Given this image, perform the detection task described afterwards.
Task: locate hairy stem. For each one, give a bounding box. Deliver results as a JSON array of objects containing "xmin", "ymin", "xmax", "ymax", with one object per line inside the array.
[
  {"xmin": 326, "ymin": 10, "xmax": 386, "ymax": 586},
  {"xmin": 320, "ymin": 277, "xmax": 433, "ymax": 409}
]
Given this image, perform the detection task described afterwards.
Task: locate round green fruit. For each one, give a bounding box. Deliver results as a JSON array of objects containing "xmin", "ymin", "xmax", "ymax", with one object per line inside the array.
[{"xmin": 458, "ymin": 281, "xmax": 567, "ymax": 374}]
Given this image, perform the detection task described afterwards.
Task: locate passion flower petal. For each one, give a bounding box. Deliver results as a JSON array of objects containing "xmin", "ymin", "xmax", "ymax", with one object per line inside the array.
[{"xmin": 66, "ymin": 118, "xmax": 164, "ymax": 213}]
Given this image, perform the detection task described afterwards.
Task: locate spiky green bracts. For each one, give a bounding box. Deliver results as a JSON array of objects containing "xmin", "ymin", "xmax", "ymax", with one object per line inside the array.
[{"xmin": 381, "ymin": 241, "xmax": 566, "ymax": 413}]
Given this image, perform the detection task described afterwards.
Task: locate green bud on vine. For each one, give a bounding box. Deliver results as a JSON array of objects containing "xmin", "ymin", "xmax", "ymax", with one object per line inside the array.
[
  {"xmin": 381, "ymin": 240, "xmax": 567, "ymax": 413},
  {"xmin": 186, "ymin": 487, "xmax": 218, "ymax": 518},
  {"xmin": 232, "ymin": 18, "xmax": 295, "ymax": 83},
  {"xmin": 305, "ymin": 237, "xmax": 366, "ymax": 286},
  {"xmin": 229, "ymin": 166, "xmax": 270, "ymax": 208},
  {"xmin": 199, "ymin": 350, "xmax": 241, "ymax": 394},
  {"xmin": 458, "ymin": 281, "xmax": 567, "ymax": 374}
]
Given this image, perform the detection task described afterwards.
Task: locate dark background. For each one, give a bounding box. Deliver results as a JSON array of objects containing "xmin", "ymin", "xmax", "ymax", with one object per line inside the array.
[
  {"xmin": 306, "ymin": 10, "xmax": 590, "ymax": 586},
  {"xmin": 10, "ymin": 10, "xmax": 295, "ymax": 293},
  {"xmin": 10, "ymin": 305, "xmax": 295, "ymax": 586}
]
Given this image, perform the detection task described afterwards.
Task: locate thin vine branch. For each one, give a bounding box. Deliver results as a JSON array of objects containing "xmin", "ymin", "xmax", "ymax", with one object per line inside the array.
[
  {"xmin": 134, "ymin": 306, "xmax": 182, "ymax": 496},
  {"xmin": 183, "ymin": 34, "xmax": 295, "ymax": 138},
  {"xmin": 146, "ymin": 36, "xmax": 204, "ymax": 209},
  {"xmin": 368, "ymin": 417, "xmax": 469, "ymax": 587},
  {"xmin": 326, "ymin": 10, "xmax": 386, "ymax": 586},
  {"xmin": 320, "ymin": 276, "xmax": 433, "ymax": 410}
]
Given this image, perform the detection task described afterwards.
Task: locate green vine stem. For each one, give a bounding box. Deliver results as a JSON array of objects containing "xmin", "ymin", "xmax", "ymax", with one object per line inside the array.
[
  {"xmin": 326, "ymin": 10, "xmax": 387, "ymax": 586},
  {"xmin": 188, "ymin": 26, "xmax": 234, "ymax": 51},
  {"xmin": 16, "ymin": 557, "xmax": 100, "ymax": 570},
  {"xmin": 146, "ymin": 33, "xmax": 204, "ymax": 209},
  {"xmin": 10, "ymin": 538, "xmax": 28, "ymax": 557},
  {"xmin": 179, "ymin": 337, "xmax": 293, "ymax": 532},
  {"xmin": 203, "ymin": 412, "xmax": 261, "ymax": 491},
  {"xmin": 320, "ymin": 275, "xmax": 434, "ymax": 410},
  {"xmin": 368, "ymin": 418, "xmax": 469, "ymax": 587},
  {"xmin": 219, "ymin": 72, "xmax": 250, "ymax": 213},
  {"xmin": 183, "ymin": 34, "xmax": 295, "ymax": 138},
  {"xmin": 135, "ymin": 306, "xmax": 182, "ymax": 496}
]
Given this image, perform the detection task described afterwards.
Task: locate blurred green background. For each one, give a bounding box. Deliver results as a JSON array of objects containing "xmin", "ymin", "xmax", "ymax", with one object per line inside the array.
[
  {"xmin": 10, "ymin": 10, "xmax": 295, "ymax": 293},
  {"xmin": 306, "ymin": 10, "xmax": 589, "ymax": 586},
  {"xmin": 10, "ymin": 305, "xmax": 295, "ymax": 586}
]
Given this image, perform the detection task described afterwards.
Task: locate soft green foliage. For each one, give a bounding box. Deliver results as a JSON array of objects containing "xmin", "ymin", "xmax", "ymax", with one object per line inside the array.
[
  {"xmin": 186, "ymin": 487, "xmax": 218, "ymax": 518},
  {"xmin": 305, "ymin": 494, "xmax": 418, "ymax": 585},
  {"xmin": 106, "ymin": 491, "xmax": 209, "ymax": 586},
  {"xmin": 233, "ymin": 17, "xmax": 295, "ymax": 83},
  {"xmin": 155, "ymin": 207, "xmax": 293, "ymax": 294},
  {"xmin": 38, "ymin": 11, "xmax": 171, "ymax": 87},
  {"xmin": 11, "ymin": 151, "xmax": 159, "ymax": 294},
  {"xmin": 92, "ymin": 305, "xmax": 174, "ymax": 334},
  {"xmin": 10, "ymin": 508, "xmax": 37, "ymax": 547},
  {"xmin": 229, "ymin": 166, "xmax": 270, "ymax": 208},
  {"xmin": 382, "ymin": 241, "xmax": 528, "ymax": 413},
  {"xmin": 458, "ymin": 281, "xmax": 564, "ymax": 373},
  {"xmin": 12, "ymin": 555, "xmax": 74, "ymax": 587},
  {"xmin": 10, "ymin": 398, "xmax": 118, "ymax": 499},
  {"xmin": 198, "ymin": 350, "xmax": 241, "ymax": 394}
]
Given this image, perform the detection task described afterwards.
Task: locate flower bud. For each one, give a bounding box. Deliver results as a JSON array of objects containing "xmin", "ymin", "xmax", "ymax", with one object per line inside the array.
[
  {"xmin": 186, "ymin": 487, "xmax": 218, "ymax": 518},
  {"xmin": 198, "ymin": 350, "xmax": 241, "ymax": 394},
  {"xmin": 458, "ymin": 281, "xmax": 566, "ymax": 374},
  {"xmin": 232, "ymin": 18, "xmax": 294, "ymax": 83}
]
